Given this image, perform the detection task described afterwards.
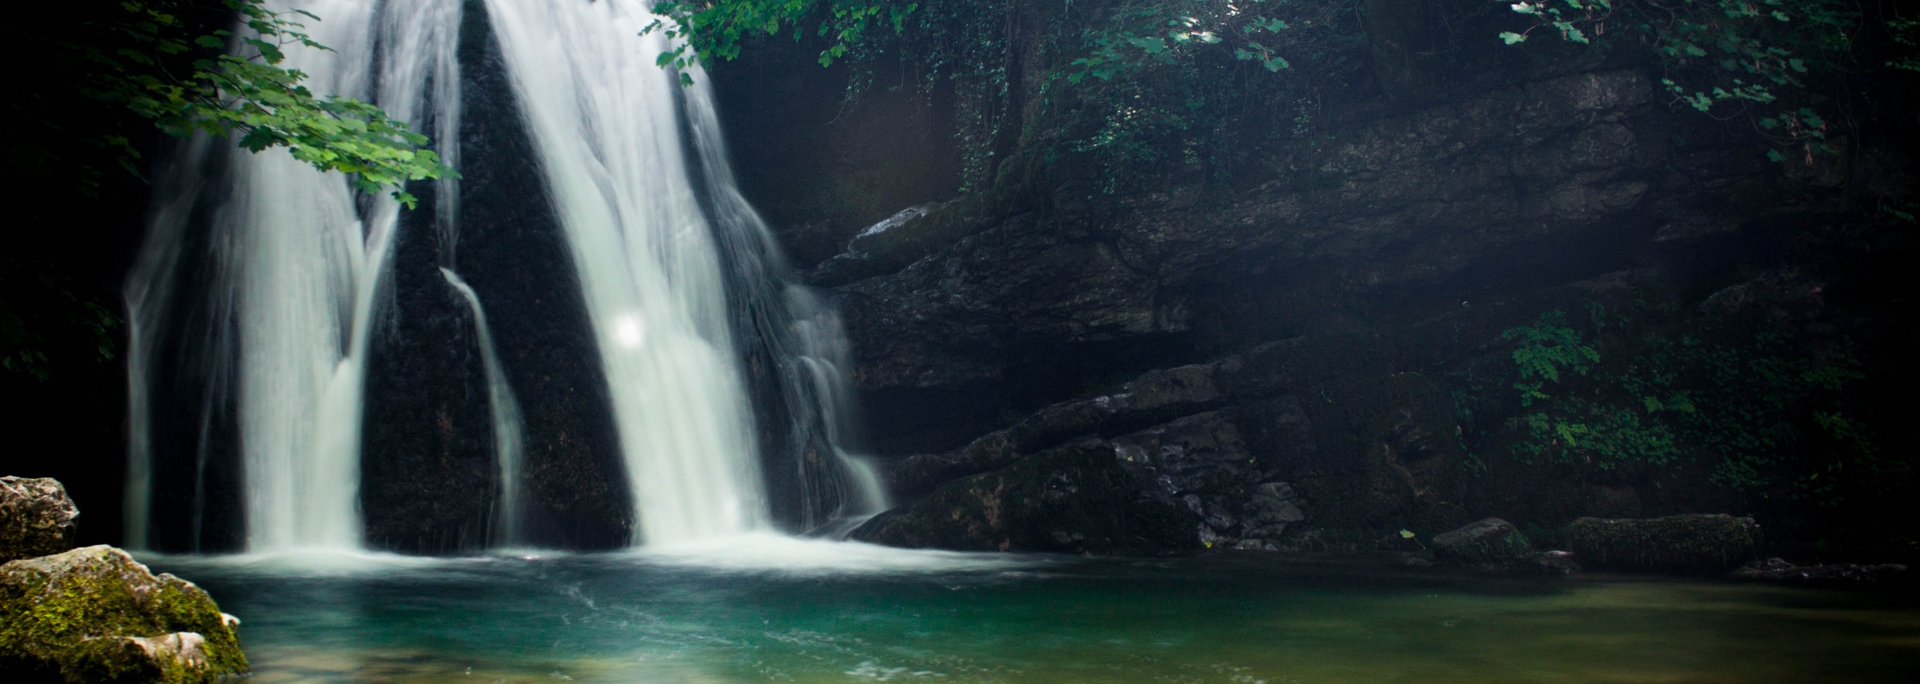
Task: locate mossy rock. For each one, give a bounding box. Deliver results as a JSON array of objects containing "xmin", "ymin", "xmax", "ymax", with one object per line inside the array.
[
  {"xmin": 1566, "ymin": 514, "xmax": 1762, "ymax": 573},
  {"xmin": 2, "ymin": 476, "xmax": 79, "ymax": 563},
  {"xmin": 1431, "ymin": 517, "xmax": 1533, "ymax": 566},
  {"xmin": 1, "ymin": 545, "xmax": 247, "ymax": 683}
]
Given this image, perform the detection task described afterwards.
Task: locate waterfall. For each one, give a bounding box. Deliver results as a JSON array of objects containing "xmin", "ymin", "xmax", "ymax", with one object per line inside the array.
[
  {"xmin": 481, "ymin": 0, "xmax": 769, "ymax": 545},
  {"xmin": 439, "ymin": 268, "xmax": 527, "ymax": 546},
  {"xmin": 125, "ymin": 0, "xmax": 462, "ymax": 551},
  {"xmin": 127, "ymin": 0, "xmax": 884, "ymax": 552}
]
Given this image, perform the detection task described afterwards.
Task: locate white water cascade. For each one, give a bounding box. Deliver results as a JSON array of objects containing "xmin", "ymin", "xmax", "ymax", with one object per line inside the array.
[
  {"xmin": 126, "ymin": 0, "xmax": 885, "ymax": 552},
  {"xmin": 439, "ymin": 268, "xmax": 527, "ymax": 546},
  {"xmin": 125, "ymin": 0, "xmax": 464, "ymax": 551},
  {"xmin": 483, "ymin": 0, "xmax": 771, "ymax": 544}
]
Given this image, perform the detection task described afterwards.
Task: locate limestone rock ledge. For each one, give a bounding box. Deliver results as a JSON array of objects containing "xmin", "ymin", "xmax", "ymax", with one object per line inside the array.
[
  {"xmin": 1, "ymin": 476, "xmax": 80, "ymax": 563},
  {"xmin": 1, "ymin": 545, "xmax": 247, "ymax": 683}
]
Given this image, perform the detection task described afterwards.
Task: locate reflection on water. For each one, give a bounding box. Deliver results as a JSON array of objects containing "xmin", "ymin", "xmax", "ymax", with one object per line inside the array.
[{"xmin": 143, "ymin": 539, "xmax": 1920, "ymax": 683}]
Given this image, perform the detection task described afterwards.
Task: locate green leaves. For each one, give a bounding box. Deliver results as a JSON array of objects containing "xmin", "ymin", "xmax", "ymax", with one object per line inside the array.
[
  {"xmin": 1494, "ymin": 0, "xmax": 1898, "ymax": 163},
  {"xmin": 1502, "ymin": 311, "xmax": 1600, "ymax": 385},
  {"xmin": 86, "ymin": 0, "xmax": 452, "ymax": 207},
  {"xmin": 645, "ymin": 1, "xmax": 915, "ymax": 78}
]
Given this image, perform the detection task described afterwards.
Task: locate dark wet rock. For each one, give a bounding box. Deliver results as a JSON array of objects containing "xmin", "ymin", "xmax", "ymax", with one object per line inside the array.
[
  {"xmin": 1431, "ymin": 518, "xmax": 1533, "ymax": 567},
  {"xmin": 887, "ymin": 430, "xmax": 1025, "ymax": 500},
  {"xmin": 850, "ymin": 437, "xmax": 1199, "ymax": 555},
  {"xmin": 886, "ymin": 363, "xmax": 1227, "ymax": 497},
  {"xmin": 807, "ymin": 197, "xmax": 998, "ymax": 287},
  {"xmin": 1399, "ymin": 554, "xmax": 1436, "ymax": 568},
  {"xmin": 1109, "ymin": 412, "xmax": 1302, "ymax": 548},
  {"xmin": 1566, "ymin": 514, "xmax": 1762, "ymax": 573},
  {"xmin": 1, "ymin": 545, "xmax": 246, "ymax": 683},
  {"xmin": 837, "ymin": 210, "xmax": 1175, "ymax": 390},
  {"xmin": 1729, "ymin": 558, "xmax": 1909, "ymax": 586},
  {"xmin": 1514, "ymin": 550, "xmax": 1583, "ymax": 576},
  {"xmin": 1, "ymin": 476, "xmax": 79, "ymax": 563},
  {"xmin": 833, "ymin": 71, "xmax": 1718, "ymax": 395}
]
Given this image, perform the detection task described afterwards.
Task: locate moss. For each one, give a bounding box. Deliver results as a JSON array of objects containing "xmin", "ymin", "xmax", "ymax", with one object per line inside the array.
[
  {"xmin": 1566, "ymin": 514, "xmax": 1762, "ymax": 573},
  {"xmin": 1431, "ymin": 517, "xmax": 1534, "ymax": 566},
  {"xmin": 0, "ymin": 545, "xmax": 246, "ymax": 683}
]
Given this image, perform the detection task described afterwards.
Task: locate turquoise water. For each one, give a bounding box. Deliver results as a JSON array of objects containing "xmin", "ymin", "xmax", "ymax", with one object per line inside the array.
[{"xmin": 146, "ymin": 536, "xmax": 1920, "ymax": 684}]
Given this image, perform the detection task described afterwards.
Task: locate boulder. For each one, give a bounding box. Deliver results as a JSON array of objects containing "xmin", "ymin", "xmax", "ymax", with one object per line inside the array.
[
  {"xmin": 1566, "ymin": 514, "xmax": 1762, "ymax": 573},
  {"xmin": 885, "ymin": 363, "xmax": 1228, "ymax": 498},
  {"xmin": 1, "ymin": 545, "xmax": 247, "ymax": 683},
  {"xmin": 1729, "ymin": 558, "xmax": 1909, "ymax": 586},
  {"xmin": 1, "ymin": 476, "xmax": 79, "ymax": 563},
  {"xmin": 1513, "ymin": 550, "xmax": 1583, "ymax": 576},
  {"xmin": 807, "ymin": 197, "xmax": 998, "ymax": 287},
  {"xmin": 852, "ymin": 437, "xmax": 1199, "ymax": 555},
  {"xmin": 1108, "ymin": 411, "xmax": 1302, "ymax": 548},
  {"xmin": 1430, "ymin": 518, "xmax": 1534, "ymax": 567}
]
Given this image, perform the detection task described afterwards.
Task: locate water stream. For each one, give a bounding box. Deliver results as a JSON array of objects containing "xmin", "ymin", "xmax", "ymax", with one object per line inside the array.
[
  {"xmin": 124, "ymin": 0, "xmax": 882, "ymax": 551},
  {"xmin": 145, "ymin": 547, "xmax": 1920, "ymax": 684}
]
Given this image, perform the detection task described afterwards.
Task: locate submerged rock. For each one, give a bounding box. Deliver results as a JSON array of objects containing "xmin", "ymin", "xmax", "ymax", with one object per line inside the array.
[
  {"xmin": 1430, "ymin": 518, "xmax": 1533, "ymax": 567},
  {"xmin": 1729, "ymin": 558, "xmax": 1909, "ymax": 586},
  {"xmin": 0, "ymin": 545, "xmax": 247, "ymax": 683},
  {"xmin": 1, "ymin": 476, "xmax": 79, "ymax": 563},
  {"xmin": 1566, "ymin": 514, "xmax": 1762, "ymax": 573},
  {"xmin": 1514, "ymin": 550, "xmax": 1583, "ymax": 576},
  {"xmin": 851, "ymin": 437, "xmax": 1199, "ymax": 555}
]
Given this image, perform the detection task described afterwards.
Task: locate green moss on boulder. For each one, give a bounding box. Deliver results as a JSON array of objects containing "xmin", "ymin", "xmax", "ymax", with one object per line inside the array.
[
  {"xmin": 1566, "ymin": 514, "xmax": 1762, "ymax": 573},
  {"xmin": 1, "ymin": 545, "xmax": 247, "ymax": 683},
  {"xmin": 1431, "ymin": 517, "xmax": 1534, "ymax": 566},
  {"xmin": 2, "ymin": 476, "xmax": 79, "ymax": 563}
]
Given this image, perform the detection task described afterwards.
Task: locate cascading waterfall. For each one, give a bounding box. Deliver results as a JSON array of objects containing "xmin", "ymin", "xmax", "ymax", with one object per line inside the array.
[
  {"xmin": 482, "ymin": 0, "xmax": 770, "ymax": 544},
  {"xmin": 126, "ymin": 0, "xmax": 464, "ymax": 551},
  {"xmin": 439, "ymin": 268, "xmax": 527, "ymax": 546},
  {"xmin": 680, "ymin": 82, "xmax": 891, "ymax": 531},
  {"xmin": 127, "ymin": 0, "xmax": 884, "ymax": 552}
]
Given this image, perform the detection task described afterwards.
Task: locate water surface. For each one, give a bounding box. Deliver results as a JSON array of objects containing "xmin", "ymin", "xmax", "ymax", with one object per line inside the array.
[{"xmin": 147, "ymin": 536, "xmax": 1920, "ymax": 683}]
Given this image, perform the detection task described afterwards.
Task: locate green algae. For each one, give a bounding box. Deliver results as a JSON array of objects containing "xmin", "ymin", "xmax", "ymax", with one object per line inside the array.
[{"xmin": 1, "ymin": 545, "xmax": 246, "ymax": 683}]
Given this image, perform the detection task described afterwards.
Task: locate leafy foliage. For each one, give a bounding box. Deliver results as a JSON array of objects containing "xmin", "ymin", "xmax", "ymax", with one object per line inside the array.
[
  {"xmin": 646, "ymin": 0, "xmax": 1370, "ymax": 194},
  {"xmin": 648, "ymin": 0, "xmax": 1017, "ymax": 190},
  {"xmin": 1043, "ymin": 0, "xmax": 1365, "ymax": 194},
  {"xmin": 1495, "ymin": 303, "xmax": 1891, "ymax": 506},
  {"xmin": 1495, "ymin": 0, "xmax": 1916, "ymax": 161},
  {"xmin": 646, "ymin": 0, "xmax": 917, "ymax": 74},
  {"xmin": 80, "ymin": 0, "xmax": 452, "ymax": 207},
  {"xmin": 1501, "ymin": 311, "xmax": 1685, "ymax": 470}
]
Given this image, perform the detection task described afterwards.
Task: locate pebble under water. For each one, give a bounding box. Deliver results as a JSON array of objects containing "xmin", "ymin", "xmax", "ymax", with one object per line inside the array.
[{"xmin": 144, "ymin": 536, "xmax": 1920, "ymax": 684}]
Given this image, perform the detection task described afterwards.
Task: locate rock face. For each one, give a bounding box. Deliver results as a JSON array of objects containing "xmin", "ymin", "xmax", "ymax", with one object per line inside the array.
[
  {"xmin": 829, "ymin": 70, "xmax": 1751, "ymax": 397},
  {"xmin": 1, "ymin": 476, "xmax": 79, "ymax": 563},
  {"xmin": 1431, "ymin": 518, "xmax": 1533, "ymax": 567},
  {"xmin": 1729, "ymin": 558, "xmax": 1910, "ymax": 586},
  {"xmin": 885, "ymin": 362, "xmax": 1228, "ymax": 498},
  {"xmin": 851, "ymin": 437, "xmax": 1199, "ymax": 554},
  {"xmin": 0, "ymin": 545, "xmax": 247, "ymax": 683},
  {"xmin": 1566, "ymin": 514, "xmax": 1762, "ymax": 573}
]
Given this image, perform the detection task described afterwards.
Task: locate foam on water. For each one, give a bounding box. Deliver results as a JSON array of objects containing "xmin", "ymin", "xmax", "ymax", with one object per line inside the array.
[{"xmin": 624, "ymin": 533, "xmax": 1036, "ymax": 576}]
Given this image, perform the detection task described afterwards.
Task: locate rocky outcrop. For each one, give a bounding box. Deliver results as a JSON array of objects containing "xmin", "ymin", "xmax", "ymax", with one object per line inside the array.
[
  {"xmin": 808, "ymin": 197, "xmax": 998, "ymax": 287},
  {"xmin": 850, "ymin": 437, "xmax": 1198, "ymax": 554},
  {"xmin": 1729, "ymin": 558, "xmax": 1910, "ymax": 587},
  {"xmin": 1, "ymin": 545, "xmax": 247, "ymax": 683},
  {"xmin": 1566, "ymin": 514, "xmax": 1763, "ymax": 573},
  {"xmin": 1, "ymin": 476, "xmax": 79, "ymax": 563},
  {"xmin": 830, "ymin": 70, "xmax": 1769, "ymax": 395},
  {"xmin": 1430, "ymin": 518, "xmax": 1533, "ymax": 567},
  {"xmin": 886, "ymin": 362, "xmax": 1228, "ymax": 497}
]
